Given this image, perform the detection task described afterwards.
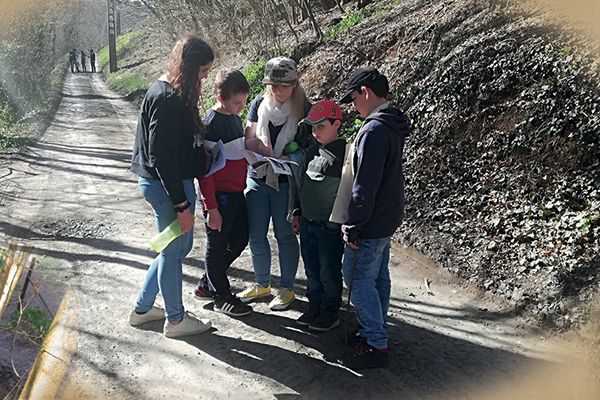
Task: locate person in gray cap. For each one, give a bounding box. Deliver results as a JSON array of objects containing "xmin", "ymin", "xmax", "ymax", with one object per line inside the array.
[
  {"xmin": 240, "ymin": 57, "xmax": 313, "ymax": 311},
  {"xmin": 338, "ymin": 67, "xmax": 411, "ymax": 369}
]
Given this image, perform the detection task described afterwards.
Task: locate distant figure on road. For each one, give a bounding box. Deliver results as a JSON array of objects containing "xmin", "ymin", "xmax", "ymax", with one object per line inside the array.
[
  {"xmin": 80, "ymin": 50, "xmax": 87, "ymax": 72},
  {"xmin": 89, "ymin": 49, "xmax": 96, "ymax": 72},
  {"xmin": 69, "ymin": 49, "xmax": 79, "ymax": 73},
  {"xmin": 337, "ymin": 67, "xmax": 411, "ymax": 370},
  {"xmin": 128, "ymin": 36, "xmax": 215, "ymax": 338}
]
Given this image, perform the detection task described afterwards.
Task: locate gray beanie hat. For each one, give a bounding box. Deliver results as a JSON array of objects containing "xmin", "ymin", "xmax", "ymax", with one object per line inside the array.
[{"xmin": 262, "ymin": 57, "xmax": 298, "ymax": 86}]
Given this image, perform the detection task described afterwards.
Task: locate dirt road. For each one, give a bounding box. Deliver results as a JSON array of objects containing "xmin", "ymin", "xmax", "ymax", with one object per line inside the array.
[{"xmin": 0, "ymin": 73, "xmax": 557, "ymax": 399}]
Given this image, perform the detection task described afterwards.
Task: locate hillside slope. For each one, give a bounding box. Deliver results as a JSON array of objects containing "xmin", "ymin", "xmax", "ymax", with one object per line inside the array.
[{"xmin": 106, "ymin": 0, "xmax": 599, "ymax": 329}]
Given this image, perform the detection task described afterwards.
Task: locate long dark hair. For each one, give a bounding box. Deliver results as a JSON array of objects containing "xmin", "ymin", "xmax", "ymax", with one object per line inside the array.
[{"xmin": 166, "ymin": 36, "xmax": 214, "ymax": 134}]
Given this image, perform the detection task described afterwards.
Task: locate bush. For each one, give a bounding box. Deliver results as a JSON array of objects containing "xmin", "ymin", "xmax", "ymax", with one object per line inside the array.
[
  {"xmin": 241, "ymin": 59, "xmax": 266, "ymax": 121},
  {"xmin": 0, "ymin": 105, "xmax": 27, "ymax": 149}
]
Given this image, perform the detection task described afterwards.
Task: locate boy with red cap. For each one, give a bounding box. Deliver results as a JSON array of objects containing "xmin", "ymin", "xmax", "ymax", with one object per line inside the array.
[{"xmin": 291, "ymin": 99, "xmax": 351, "ymax": 332}]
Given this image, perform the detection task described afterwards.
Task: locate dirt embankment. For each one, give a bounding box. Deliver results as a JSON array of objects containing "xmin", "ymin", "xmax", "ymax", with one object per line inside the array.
[
  {"xmin": 109, "ymin": 0, "xmax": 600, "ymax": 329},
  {"xmin": 300, "ymin": 0, "xmax": 600, "ymax": 330}
]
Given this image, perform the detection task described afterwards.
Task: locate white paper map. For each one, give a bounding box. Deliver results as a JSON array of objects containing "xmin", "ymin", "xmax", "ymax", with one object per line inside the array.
[{"xmin": 244, "ymin": 150, "xmax": 297, "ymax": 176}]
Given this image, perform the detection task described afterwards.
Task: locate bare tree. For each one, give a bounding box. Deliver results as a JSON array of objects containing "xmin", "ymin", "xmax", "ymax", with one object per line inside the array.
[
  {"xmin": 299, "ymin": 0, "xmax": 323, "ymax": 42},
  {"xmin": 135, "ymin": 0, "xmax": 325, "ymax": 55}
]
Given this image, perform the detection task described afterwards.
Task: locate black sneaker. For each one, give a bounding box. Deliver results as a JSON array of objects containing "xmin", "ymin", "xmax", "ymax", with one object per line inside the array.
[
  {"xmin": 340, "ymin": 342, "xmax": 390, "ymax": 370},
  {"xmin": 297, "ymin": 308, "xmax": 320, "ymax": 326},
  {"xmin": 309, "ymin": 312, "xmax": 340, "ymax": 332},
  {"xmin": 345, "ymin": 329, "xmax": 367, "ymax": 345},
  {"xmin": 194, "ymin": 284, "xmax": 214, "ymax": 299},
  {"xmin": 214, "ymin": 295, "xmax": 252, "ymax": 317}
]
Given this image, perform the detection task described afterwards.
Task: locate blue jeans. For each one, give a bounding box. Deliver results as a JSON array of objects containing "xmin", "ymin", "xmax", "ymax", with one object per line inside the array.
[
  {"xmin": 245, "ymin": 177, "xmax": 299, "ymax": 289},
  {"xmin": 342, "ymin": 236, "xmax": 391, "ymax": 350},
  {"xmin": 134, "ymin": 177, "xmax": 196, "ymax": 323},
  {"xmin": 300, "ymin": 219, "xmax": 344, "ymax": 313}
]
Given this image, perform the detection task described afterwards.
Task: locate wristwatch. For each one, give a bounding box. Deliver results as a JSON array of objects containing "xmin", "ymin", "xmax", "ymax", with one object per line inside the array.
[{"xmin": 174, "ymin": 200, "xmax": 190, "ymax": 213}]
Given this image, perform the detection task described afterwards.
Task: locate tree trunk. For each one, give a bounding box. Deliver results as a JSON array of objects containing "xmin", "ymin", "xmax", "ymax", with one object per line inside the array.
[
  {"xmin": 268, "ymin": 0, "xmax": 299, "ymax": 43},
  {"xmin": 299, "ymin": 0, "xmax": 323, "ymax": 42},
  {"xmin": 357, "ymin": 0, "xmax": 373, "ymax": 9}
]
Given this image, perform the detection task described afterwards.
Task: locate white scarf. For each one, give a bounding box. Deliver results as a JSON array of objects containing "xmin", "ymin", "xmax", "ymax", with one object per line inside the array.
[{"xmin": 256, "ymin": 95, "xmax": 299, "ymax": 157}]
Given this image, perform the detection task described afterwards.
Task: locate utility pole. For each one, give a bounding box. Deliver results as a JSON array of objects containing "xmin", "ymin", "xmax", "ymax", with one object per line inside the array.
[
  {"xmin": 116, "ymin": 10, "xmax": 122, "ymax": 36},
  {"xmin": 107, "ymin": 0, "xmax": 117, "ymax": 72}
]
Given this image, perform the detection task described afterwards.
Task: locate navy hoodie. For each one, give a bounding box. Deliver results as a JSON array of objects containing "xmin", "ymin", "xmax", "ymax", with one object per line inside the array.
[{"xmin": 342, "ymin": 107, "xmax": 411, "ymax": 242}]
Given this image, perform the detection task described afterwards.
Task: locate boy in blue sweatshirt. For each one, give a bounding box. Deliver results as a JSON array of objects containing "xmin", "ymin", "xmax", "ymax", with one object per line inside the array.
[
  {"xmin": 291, "ymin": 100, "xmax": 348, "ymax": 332},
  {"xmin": 337, "ymin": 67, "xmax": 411, "ymax": 370}
]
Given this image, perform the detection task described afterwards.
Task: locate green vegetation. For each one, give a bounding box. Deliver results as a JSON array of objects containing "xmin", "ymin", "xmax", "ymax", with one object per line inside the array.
[
  {"xmin": 106, "ymin": 71, "xmax": 151, "ymax": 95},
  {"xmin": 5, "ymin": 307, "xmax": 52, "ymax": 340},
  {"xmin": 201, "ymin": 94, "xmax": 216, "ymax": 115},
  {"xmin": 97, "ymin": 45, "xmax": 109, "ymax": 68},
  {"xmin": 116, "ymin": 30, "xmax": 143, "ymax": 54},
  {"xmin": 97, "ymin": 29, "xmax": 144, "ymax": 68},
  {"xmin": 0, "ymin": 106, "xmax": 27, "ymax": 149},
  {"xmin": 241, "ymin": 59, "xmax": 266, "ymax": 121},
  {"xmin": 325, "ymin": 10, "xmax": 366, "ymax": 38},
  {"xmin": 97, "ymin": 29, "xmax": 149, "ymax": 100},
  {"xmin": 341, "ymin": 117, "xmax": 364, "ymax": 142},
  {"xmin": 325, "ymin": 2, "xmax": 403, "ymax": 38}
]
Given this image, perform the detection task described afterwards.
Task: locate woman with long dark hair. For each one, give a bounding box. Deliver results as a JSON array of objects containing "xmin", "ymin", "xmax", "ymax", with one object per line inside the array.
[{"xmin": 128, "ymin": 36, "xmax": 214, "ymax": 338}]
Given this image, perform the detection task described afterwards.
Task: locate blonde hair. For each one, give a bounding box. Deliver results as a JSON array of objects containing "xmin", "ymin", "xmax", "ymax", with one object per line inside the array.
[{"xmin": 264, "ymin": 81, "xmax": 307, "ymax": 120}]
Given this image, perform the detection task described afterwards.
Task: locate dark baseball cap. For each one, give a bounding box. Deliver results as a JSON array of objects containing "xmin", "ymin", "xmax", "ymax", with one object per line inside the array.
[{"xmin": 339, "ymin": 67, "xmax": 389, "ymax": 104}]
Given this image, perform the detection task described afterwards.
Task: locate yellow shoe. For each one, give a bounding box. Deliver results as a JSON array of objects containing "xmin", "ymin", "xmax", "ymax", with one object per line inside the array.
[
  {"xmin": 237, "ymin": 283, "xmax": 271, "ymax": 303},
  {"xmin": 269, "ymin": 288, "xmax": 295, "ymax": 311}
]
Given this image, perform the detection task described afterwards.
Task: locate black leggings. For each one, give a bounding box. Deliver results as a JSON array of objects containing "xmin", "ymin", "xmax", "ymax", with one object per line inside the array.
[{"xmin": 204, "ymin": 191, "xmax": 248, "ymax": 298}]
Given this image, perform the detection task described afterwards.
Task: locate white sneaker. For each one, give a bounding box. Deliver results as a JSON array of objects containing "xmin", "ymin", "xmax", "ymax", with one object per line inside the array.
[
  {"xmin": 128, "ymin": 306, "xmax": 165, "ymax": 327},
  {"xmin": 163, "ymin": 312, "xmax": 212, "ymax": 338},
  {"xmin": 268, "ymin": 288, "xmax": 295, "ymax": 311}
]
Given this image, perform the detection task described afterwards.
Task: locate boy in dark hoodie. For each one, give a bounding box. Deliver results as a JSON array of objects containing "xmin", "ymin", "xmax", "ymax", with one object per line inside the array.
[{"xmin": 337, "ymin": 67, "xmax": 411, "ymax": 370}]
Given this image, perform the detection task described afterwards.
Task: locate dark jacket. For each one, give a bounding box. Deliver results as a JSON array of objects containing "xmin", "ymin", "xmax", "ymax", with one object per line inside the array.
[
  {"xmin": 342, "ymin": 107, "xmax": 411, "ymax": 242},
  {"xmin": 297, "ymin": 138, "xmax": 346, "ymax": 221},
  {"xmin": 131, "ymin": 80, "xmax": 205, "ymax": 205}
]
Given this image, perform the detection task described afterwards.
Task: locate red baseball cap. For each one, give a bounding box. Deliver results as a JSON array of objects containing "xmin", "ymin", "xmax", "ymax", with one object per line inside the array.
[{"xmin": 301, "ymin": 100, "xmax": 342, "ymax": 125}]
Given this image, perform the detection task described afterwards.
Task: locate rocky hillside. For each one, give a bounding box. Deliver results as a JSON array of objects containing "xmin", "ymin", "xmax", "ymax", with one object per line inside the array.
[{"xmin": 107, "ymin": 0, "xmax": 599, "ymax": 329}]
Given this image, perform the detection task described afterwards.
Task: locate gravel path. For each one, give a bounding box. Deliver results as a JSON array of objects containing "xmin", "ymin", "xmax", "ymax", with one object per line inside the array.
[{"xmin": 0, "ymin": 73, "xmax": 556, "ymax": 399}]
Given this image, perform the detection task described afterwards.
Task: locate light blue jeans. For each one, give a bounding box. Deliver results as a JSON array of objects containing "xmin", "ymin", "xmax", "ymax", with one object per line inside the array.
[
  {"xmin": 342, "ymin": 236, "xmax": 392, "ymax": 350},
  {"xmin": 245, "ymin": 177, "xmax": 299, "ymax": 289},
  {"xmin": 134, "ymin": 177, "xmax": 196, "ymax": 323}
]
